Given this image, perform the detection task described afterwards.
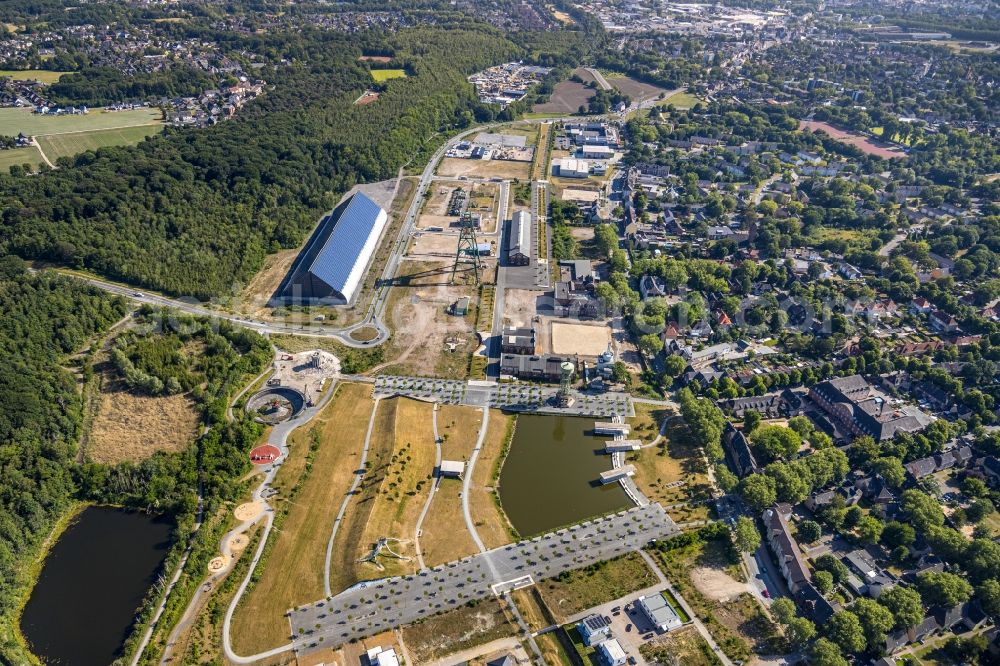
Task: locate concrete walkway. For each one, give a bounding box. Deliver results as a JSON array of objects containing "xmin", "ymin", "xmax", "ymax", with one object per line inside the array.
[
  {"xmin": 323, "ymin": 397, "xmax": 381, "ymax": 598},
  {"xmin": 414, "ymin": 404, "xmax": 444, "ymax": 570}
]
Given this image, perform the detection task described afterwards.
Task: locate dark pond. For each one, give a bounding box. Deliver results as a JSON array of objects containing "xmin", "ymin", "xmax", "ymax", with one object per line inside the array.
[
  {"xmin": 21, "ymin": 506, "xmax": 173, "ymax": 666},
  {"xmin": 498, "ymin": 414, "xmax": 630, "ymax": 536}
]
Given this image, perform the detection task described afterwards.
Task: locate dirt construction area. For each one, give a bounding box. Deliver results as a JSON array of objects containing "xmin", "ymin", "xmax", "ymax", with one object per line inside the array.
[
  {"xmin": 550, "ymin": 320, "xmax": 612, "ymax": 356},
  {"xmin": 437, "ymin": 157, "xmax": 530, "ymax": 181},
  {"xmin": 270, "ymin": 349, "xmax": 340, "ymax": 400},
  {"xmin": 409, "ymin": 232, "xmax": 468, "ymax": 257},
  {"xmin": 690, "ymin": 566, "xmax": 750, "ymax": 602},
  {"xmin": 380, "ymin": 259, "xmax": 481, "ymax": 377},
  {"xmin": 502, "ymin": 288, "xmax": 542, "ymax": 329}
]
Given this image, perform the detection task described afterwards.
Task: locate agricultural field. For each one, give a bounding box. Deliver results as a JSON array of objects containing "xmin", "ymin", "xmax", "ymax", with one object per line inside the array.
[
  {"xmin": 230, "ymin": 382, "xmax": 376, "ymax": 653},
  {"xmin": 0, "ymin": 69, "xmax": 69, "ymax": 83},
  {"xmin": 532, "ymin": 80, "xmax": 594, "ymax": 115},
  {"xmin": 36, "ymin": 124, "xmax": 161, "ymax": 161},
  {"xmin": 370, "ymin": 69, "xmax": 408, "ymax": 82},
  {"xmin": 0, "ymin": 144, "xmax": 44, "ymax": 172},
  {"xmin": 535, "ymin": 552, "xmax": 657, "ymax": 623},
  {"xmin": 607, "ymin": 74, "xmax": 670, "ymax": 104},
  {"xmin": 0, "ymin": 107, "xmax": 161, "ymax": 136}
]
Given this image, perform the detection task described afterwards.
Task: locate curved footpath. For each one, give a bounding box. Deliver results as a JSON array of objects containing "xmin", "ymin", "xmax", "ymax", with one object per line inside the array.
[
  {"xmin": 413, "ymin": 404, "xmax": 444, "ymax": 571},
  {"xmin": 322, "ymin": 397, "xmax": 382, "ymax": 598},
  {"xmin": 158, "ymin": 376, "xmax": 338, "ymax": 664}
]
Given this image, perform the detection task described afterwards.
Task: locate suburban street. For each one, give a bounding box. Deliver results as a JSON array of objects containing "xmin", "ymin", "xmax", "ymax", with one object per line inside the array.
[{"xmin": 288, "ymin": 504, "xmax": 680, "ymax": 653}]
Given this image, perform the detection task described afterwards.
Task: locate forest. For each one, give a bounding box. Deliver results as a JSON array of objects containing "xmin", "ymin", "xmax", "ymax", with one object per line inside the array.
[
  {"xmin": 0, "ymin": 260, "xmax": 129, "ymax": 658},
  {"xmin": 0, "ymin": 26, "xmax": 521, "ymax": 299}
]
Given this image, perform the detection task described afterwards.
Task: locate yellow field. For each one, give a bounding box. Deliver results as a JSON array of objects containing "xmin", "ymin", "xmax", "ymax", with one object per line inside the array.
[
  {"xmin": 88, "ymin": 385, "xmax": 200, "ymax": 464},
  {"xmin": 468, "ymin": 410, "xmax": 517, "ymax": 548},
  {"xmin": 418, "ymin": 405, "xmax": 484, "ymax": 566},
  {"xmin": 0, "ymin": 69, "xmax": 69, "ymax": 83},
  {"xmin": 353, "ymin": 398, "xmax": 436, "ymax": 580},
  {"xmin": 371, "ymin": 69, "xmax": 408, "ymax": 82},
  {"xmin": 230, "ymin": 382, "xmax": 376, "ymax": 653}
]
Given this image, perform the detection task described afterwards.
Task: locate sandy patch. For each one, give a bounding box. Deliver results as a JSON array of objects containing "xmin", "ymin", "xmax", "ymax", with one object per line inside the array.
[
  {"xmin": 503, "ymin": 288, "xmax": 542, "ymax": 329},
  {"xmin": 691, "ymin": 566, "xmax": 749, "ymax": 602},
  {"xmin": 208, "ymin": 555, "xmax": 230, "ymax": 572},
  {"xmin": 550, "ymin": 321, "xmax": 612, "ymax": 356},
  {"xmin": 228, "ymin": 533, "xmax": 250, "ymax": 552},
  {"xmin": 235, "ymin": 501, "xmax": 265, "ymax": 521}
]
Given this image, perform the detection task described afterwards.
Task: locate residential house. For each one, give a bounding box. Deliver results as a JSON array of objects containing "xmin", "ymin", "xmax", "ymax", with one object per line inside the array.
[
  {"xmin": 577, "ymin": 614, "xmax": 612, "ymax": 646},
  {"xmin": 762, "ymin": 505, "xmax": 809, "ymax": 594}
]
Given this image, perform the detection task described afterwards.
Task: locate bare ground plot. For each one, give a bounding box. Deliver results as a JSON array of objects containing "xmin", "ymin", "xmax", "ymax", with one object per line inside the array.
[
  {"xmin": 468, "ymin": 410, "xmax": 517, "ymax": 548},
  {"xmin": 536, "ymin": 552, "xmax": 658, "ymax": 623},
  {"xmin": 691, "ymin": 566, "xmax": 749, "ymax": 602},
  {"xmin": 799, "ymin": 120, "xmax": 905, "ymax": 159},
  {"xmin": 503, "ymin": 288, "xmax": 541, "ymax": 331},
  {"xmin": 408, "ymin": 232, "xmax": 468, "ymax": 257},
  {"xmin": 570, "ymin": 227, "xmax": 595, "ymax": 242},
  {"xmin": 401, "ymin": 599, "xmax": 518, "ymax": 664},
  {"xmin": 607, "ymin": 75, "xmax": 669, "ymax": 104},
  {"xmin": 550, "ymin": 320, "xmax": 612, "ymax": 357},
  {"xmin": 87, "ymin": 384, "xmax": 200, "ymax": 464},
  {"xmin": 437, "ymin": 157, "xmax": 530, "ymax": 180},
  {"xmin": 533, "ymin": 80, "xmax": 595, "ymax": 114},
  {"xmin": 353, "ymin": 399, "xmax": 437, "ymax": 580},
  {"xmin": 378, "ymin": 260, "xmax": 481, "ymax": 378},
  {"xmin": 230, "ymin": 382, "xmax": 375, "ymax": 653},
  {"xmin": 237, "ymin": 248, "xmax": 299, "ymax": 314}
]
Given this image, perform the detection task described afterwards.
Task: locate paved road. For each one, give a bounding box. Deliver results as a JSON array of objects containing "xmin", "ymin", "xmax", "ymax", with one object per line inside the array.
[
  {"xmin": 585, "ymin": 67, "xmax": 612, "ymax": 91},
  {"xmin": 288, "ymin": 504, "xmax": 679, "ymax": 653}
]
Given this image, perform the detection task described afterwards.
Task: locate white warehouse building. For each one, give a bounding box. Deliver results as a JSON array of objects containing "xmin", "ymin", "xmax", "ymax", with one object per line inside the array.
[
  {"xmin": 283, "ymin": 191, "xmax": 388, "ymax": 305},
  {"xmin": 553, "ymin": 157, "xmax": 590, "ymax": 178}
]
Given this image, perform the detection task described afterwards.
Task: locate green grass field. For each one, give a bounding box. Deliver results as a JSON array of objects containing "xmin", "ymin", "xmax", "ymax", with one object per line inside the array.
[
  {"xmin": 659, "ymin": 91, "xmax": 701, "ymax": 109},
  {"xmin": 370, "ymin": 68, "xmax": 408, "ymax": 82},
  {"xmin": 37, "ymin": 124, "xmax": 162, "ymax": 161},
  {"xmin": 0, "ymin": 107, "xmax": 161, "ymax": 137},
  {"xmin": 0, "ymin": 145, "xmax": 44, "ymax": 172},
  {"xmin": 0, "ymin": 69, "xmax": 69, "ymax": 83}
]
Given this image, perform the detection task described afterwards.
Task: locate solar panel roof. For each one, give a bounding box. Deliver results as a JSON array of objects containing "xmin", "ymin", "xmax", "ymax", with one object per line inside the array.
[{"xmin": 307, "ymin": 191, "xmax": 384, "ymax": 296}]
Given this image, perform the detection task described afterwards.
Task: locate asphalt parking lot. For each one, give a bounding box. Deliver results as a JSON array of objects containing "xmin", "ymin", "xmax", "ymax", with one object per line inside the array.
[{"xmin": 289, "ymin": 504, "xmax": 679, "ymax": 653}]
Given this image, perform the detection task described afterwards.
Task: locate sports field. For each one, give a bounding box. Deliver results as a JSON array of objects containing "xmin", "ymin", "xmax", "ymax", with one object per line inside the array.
[
  {"xmin": 0, "ymin": 107, "xmax": 161, "ymax": 136},
  {"xmin": 37, "ymin": 124, "xmax": 161, "ymax": 161},
  {"xmin": 370, "ymin": 69, "xmax": 408, "ymax": 82},
  {"xmin": 0, "ymin": 69, "xmax": 69, "ymax": 83}
]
